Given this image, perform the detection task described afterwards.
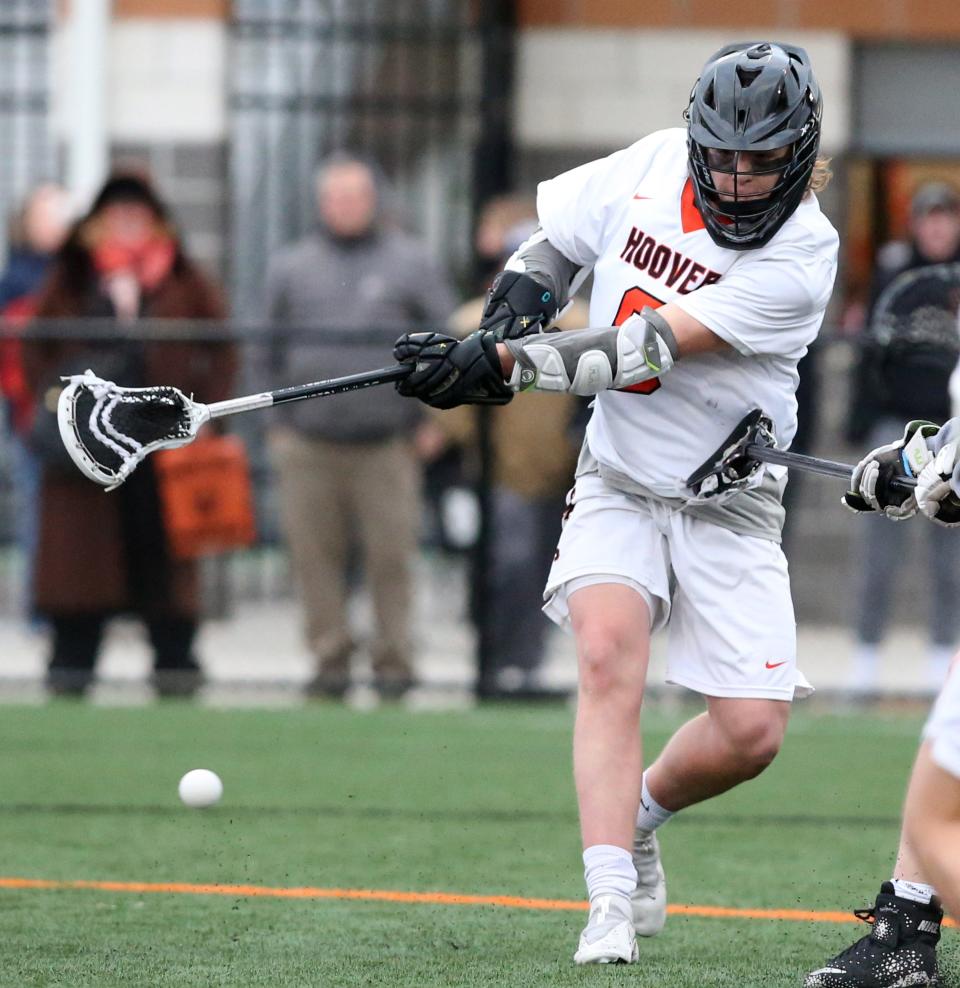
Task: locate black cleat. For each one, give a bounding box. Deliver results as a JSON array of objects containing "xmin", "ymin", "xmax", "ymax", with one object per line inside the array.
[{"xmin": 804, "ymin": 882, "xmax": 942, "ymax": 987}]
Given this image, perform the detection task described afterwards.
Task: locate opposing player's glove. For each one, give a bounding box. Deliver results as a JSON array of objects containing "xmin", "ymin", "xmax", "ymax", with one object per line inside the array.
[
  {"xmin": 842, "ymin": 420, "xmax": 939, "ymax": 519},
  {"xmin": 916, "ymin": 418, "xmax": 960, "ymax": 526},
  {"xmin": 393, "ymin": 331, "xmax": 513, "ymax": 410},
  {"xmin": 478, "ymin": 271, "xmax": 559, "ymax": 341}
]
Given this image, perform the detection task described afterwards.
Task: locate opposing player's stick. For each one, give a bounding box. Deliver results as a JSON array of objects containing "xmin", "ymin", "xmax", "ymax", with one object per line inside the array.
[
  {"xmin": 685, "ymin": 409, "xmax": 917, "ymax": 497},
  {"xmin": 57, "ymin": 364, "xmax": 413, "ymax": 489}
]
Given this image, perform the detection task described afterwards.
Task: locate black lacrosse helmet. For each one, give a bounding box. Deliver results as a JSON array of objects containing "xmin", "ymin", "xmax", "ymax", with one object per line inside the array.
[{"xmin": 685, "ymin": 42, "xmax": 822, "ymax": 250}]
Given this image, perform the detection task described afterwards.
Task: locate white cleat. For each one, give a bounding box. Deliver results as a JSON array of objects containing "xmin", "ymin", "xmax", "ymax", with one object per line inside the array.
[
  {"xmin": 631, "ymin": 829, "xmax": 667, "ymax": 936},
  {"xmin": 573, "ymin": 894, "xmax": 639, "ymax": 965}
]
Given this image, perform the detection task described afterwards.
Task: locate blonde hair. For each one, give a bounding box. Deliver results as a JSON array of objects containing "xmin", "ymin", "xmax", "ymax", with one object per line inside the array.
[{"xmin": 807, "ymin": 155, "xmax": 832, "ymax": 194}]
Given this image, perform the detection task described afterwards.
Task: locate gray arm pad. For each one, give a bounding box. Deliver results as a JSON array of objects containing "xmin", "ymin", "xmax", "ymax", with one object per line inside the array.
[
  {"xmin": 503, "ymin": 228, "xmax": 586, "ymax": 314},
  {"xmin": 503, "ymin": 307, "xmax": 679, "ymax": 396}
]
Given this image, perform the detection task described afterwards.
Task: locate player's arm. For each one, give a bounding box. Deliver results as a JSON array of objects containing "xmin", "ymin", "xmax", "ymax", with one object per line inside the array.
[
  {"xmin": 394, "ymin": 303, "xmax": 729, "ymax": 408},
  {"xmin": 394, "ymin": 230, "xmax": 588, "ymax": 408},
  {"xmin": 497, "ymin": 303, "xmax": 729, "ymax": 396}
]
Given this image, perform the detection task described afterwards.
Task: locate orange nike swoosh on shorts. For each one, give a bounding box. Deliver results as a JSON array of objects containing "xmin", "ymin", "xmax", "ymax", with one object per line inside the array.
[{"xmin": 765, "ymin": 661, "xmax": 788, "ymax": 669}]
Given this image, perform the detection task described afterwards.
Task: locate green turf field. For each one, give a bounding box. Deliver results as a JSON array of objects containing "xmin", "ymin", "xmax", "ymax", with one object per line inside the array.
[{"xmin": 0, "ymin": 699, "xmax": 956, "ymax": 987}]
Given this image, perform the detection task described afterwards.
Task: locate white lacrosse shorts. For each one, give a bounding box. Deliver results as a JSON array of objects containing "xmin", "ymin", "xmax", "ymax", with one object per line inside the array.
[
  {"xmin": 923, "ymin": 656, "xmax": 960, "ymax": 779},
  {"xmin": 543, "ymin": 473, "xmax": 812, "ymax": 701}
]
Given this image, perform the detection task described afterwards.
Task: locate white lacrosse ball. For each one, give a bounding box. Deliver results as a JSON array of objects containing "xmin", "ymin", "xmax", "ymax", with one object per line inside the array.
[{"xmin": 178, "ymin": 769, "xmax": 223, "ymax": 808}]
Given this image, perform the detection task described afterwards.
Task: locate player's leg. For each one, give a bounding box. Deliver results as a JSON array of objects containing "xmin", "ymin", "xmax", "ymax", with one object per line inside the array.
[
  {"xmin": 542, "ymin": 473, "xmax": 671, "ymax": 964},
  {"xmin": 802, "ymin": 766, "xmax": 944, "ymax": 988},
  {"xmin": 629, "ymin": 514, "xmax": 800, "ymax": 933},
  {"xmin": 904, "ymin": 744, "xmax": 960, "ymax": 916},
  {"xmin": 646, "ymin": 513, "xmax": 799, "ymax": 810},
  {"xmin": 643, "ymin": 696, "xmax": 790, "ymax": 810},
  {"xmin": 568, "ymin": 581, "xmax": 650, "ymax": 964},
  {"xmin": 804, "ymin": 659, "xmax": 960, "ymax": 988},
  {"xmin": 570, "ymin": 582, "xmax": 651, "ymax": 848},
  {"xmin": 906, "ymin": 656, "xmax": 960, "ymax": 916}
]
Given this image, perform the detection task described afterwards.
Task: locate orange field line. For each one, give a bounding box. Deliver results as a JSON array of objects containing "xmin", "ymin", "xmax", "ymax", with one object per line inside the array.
[{"xmin": 0, "ymin": 876, "xmax": 954, "ymax": 926}]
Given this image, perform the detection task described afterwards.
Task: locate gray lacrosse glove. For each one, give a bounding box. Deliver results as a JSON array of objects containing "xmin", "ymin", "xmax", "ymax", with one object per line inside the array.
[
  {"xmin": 917, "ymin": 417, "xmax": 960, "ymax": 526},
  {"xmin": 842, "ymin": 420, "xmax": 939, "ymax": 519}
]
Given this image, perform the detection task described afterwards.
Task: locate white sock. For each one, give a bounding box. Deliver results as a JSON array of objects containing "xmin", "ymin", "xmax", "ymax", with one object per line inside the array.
[
  {"xmin": 636, "ymin": 773, "xmax": 674, "ymax": 832},
  {"xmin": 892, "ymin": 879, "xmax": 936, "ymax": 904},
  {"xmin": 583, "ymin": 844, "xmax": 636, "ymax": 902}
]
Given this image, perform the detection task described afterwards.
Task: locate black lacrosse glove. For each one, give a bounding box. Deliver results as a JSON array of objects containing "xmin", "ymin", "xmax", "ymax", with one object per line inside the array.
[
  {"xmin": 478, "ymin": 271, "xmax": 559, "ymax": 341},
  {"xmin": 393, "ymin": 331, "xmax": 513, "ymax": 410}
]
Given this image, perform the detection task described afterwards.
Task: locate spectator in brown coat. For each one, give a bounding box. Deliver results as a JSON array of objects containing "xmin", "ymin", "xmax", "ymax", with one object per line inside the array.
[{"xmin": 21, "ymin": 172, "xmax": 237, "ymax": 697}]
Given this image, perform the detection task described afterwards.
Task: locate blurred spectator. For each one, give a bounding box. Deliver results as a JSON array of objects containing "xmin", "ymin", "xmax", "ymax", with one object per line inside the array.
[
  {"xmin": 263, "ymin": 153, "xmax": 456, "ymax": 699},
  {"xmin": 421, "ymin": 194, "xmax": 552, "ymax": 553},
  {"xmin": 846, "ymin": 181, "xmax": 960, "ymax": 691},
  {"xmin": 472, "ymin": 193, "xmax": 548, "ymax": 291},
  {"xmin": 424, "ymin": 211, "xmax": 589, "ymax": 694},
  {"xmin": 0, "ymin": 184, "xmax": 71, "ymax": 618},
  {"xmin": 21, "ymin": 171, "xmax": 236, "ymax": 697}
]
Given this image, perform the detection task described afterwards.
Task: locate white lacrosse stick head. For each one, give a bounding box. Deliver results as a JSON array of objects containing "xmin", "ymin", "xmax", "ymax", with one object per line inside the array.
[{"xmin": 57, "ymin": 369, "xmax": 211, "ymax": 489}]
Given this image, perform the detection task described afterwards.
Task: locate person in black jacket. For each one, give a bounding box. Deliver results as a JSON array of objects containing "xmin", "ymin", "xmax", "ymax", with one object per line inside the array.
[{"xmin": 847, "ymin": 181, "xmax": 960, "ymax": 693}]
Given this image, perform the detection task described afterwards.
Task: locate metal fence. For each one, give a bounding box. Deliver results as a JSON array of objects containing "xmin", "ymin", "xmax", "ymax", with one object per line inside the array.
[
  {"xmin": 0, "ymin": 0, "xmax": 53, "ymax": 270},
  {"xmin": 228, "ymin": 0, "xmax": 510, "ymax": 318}
]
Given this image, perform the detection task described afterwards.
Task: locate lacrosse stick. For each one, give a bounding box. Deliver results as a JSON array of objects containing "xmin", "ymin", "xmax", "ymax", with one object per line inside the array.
[
  {"xmin": 57, "ymin": 364, "xmax": 413, "ymax": 489},
  {"xmin": 685, "ymin": 408, "xmax": 917, "ymax": 497}
]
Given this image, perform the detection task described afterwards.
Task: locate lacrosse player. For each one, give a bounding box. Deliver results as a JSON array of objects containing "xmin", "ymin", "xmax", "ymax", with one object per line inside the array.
[
  {"xmin": 393, "ymin": 42, "xmax": 838, "ymax": 964},
  {"xmin": 805, "ymin": 420, "xmax": 960, "ymax": 988}
]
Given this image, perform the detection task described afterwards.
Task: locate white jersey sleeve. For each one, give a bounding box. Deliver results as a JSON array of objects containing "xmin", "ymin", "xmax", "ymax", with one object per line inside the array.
[
  {"xmin": 673, "ymin": 200, "xmax": 838, "ymax": 360},
  {"xmin": 536, "ymin": 135, "xmax": 661, "ymax": 267}
]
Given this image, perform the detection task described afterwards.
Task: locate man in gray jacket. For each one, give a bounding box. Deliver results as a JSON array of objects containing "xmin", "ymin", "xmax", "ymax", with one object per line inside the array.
[{"xmin": 265, "ymin": 154, "xmax": 456, "ymax": 697}]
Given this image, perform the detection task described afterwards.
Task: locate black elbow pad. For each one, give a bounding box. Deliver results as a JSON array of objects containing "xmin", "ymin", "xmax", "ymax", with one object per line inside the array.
[{"xmin": 478, "ymin": 271, "xmax": 559, "ymax": 341}]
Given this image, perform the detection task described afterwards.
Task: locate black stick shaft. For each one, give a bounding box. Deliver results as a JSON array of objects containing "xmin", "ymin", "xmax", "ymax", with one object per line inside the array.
[
  {"xmin": 746, "ymin": 443, "xmax": 918, "ymax": 491},
  {"xmin": 269, "ymin": 364, "xmax": 412, "ymax": 405},
  {"xmin": 208, "ymin": 364, "xmax": 414, "ymax": 419}
]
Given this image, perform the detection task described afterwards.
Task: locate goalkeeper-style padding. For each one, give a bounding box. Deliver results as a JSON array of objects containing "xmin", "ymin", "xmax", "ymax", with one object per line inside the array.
[{"xmin": 503, "ymin": 307, "xmax": 678, "ymax": 396}]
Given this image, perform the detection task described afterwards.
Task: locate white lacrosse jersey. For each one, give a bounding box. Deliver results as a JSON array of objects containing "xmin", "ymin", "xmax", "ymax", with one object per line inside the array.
[{"xmin": 537, "ymin": 127, "xmax": 839, "ymax": 499}]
